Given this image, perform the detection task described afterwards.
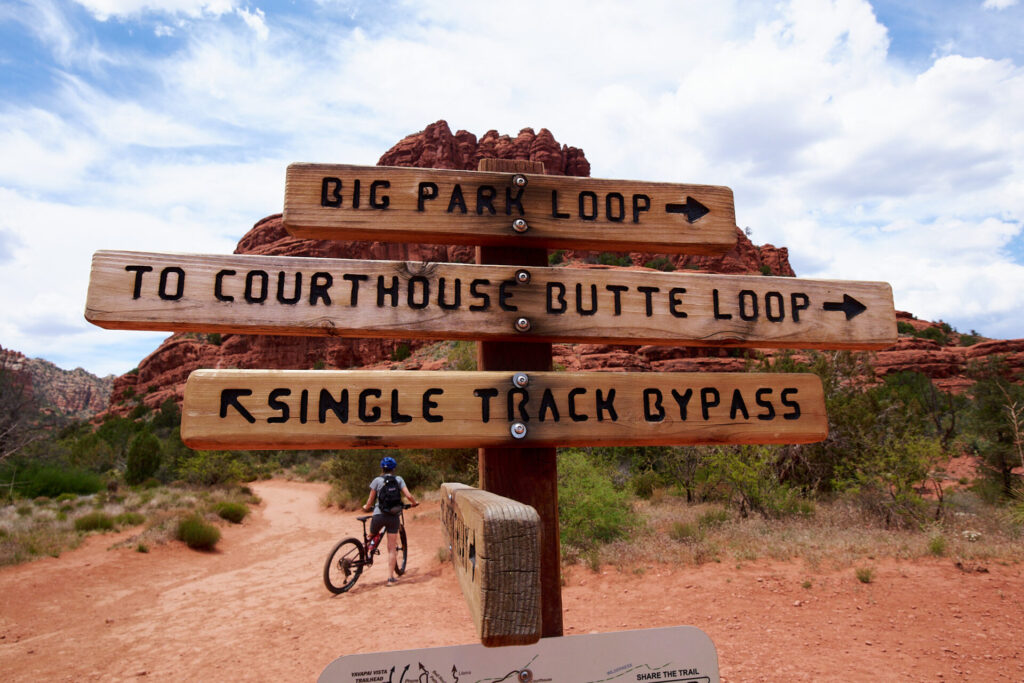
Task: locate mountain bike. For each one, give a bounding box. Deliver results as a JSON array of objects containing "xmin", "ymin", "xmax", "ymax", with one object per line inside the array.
[{"xmin": 323, "ymin": 504, "xmax": 411, "ymax": 594}]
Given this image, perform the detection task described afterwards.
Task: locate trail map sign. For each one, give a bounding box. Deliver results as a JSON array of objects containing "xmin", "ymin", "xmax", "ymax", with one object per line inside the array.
[
  {"xmin": 180, "ymin": 369, "xmax": 827, "ymax": 450},
  {"xmin": 86, "ymin": 250, "xmax": 896, "ymax": 349},
  {"xmin": 284, "ymin": 164, "xmax": 738, "ymax": 255},
  {"xmin": 318, "ymin": 626, "xmax": 719, "ymax": 683},
  {"xmin": 440, "ymin": 483, "xmax": 541, "ymax": 647}
]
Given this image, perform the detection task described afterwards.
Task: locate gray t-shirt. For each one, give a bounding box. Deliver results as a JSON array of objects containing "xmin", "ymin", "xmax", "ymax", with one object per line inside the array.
[{"xmin": 369, "ymin": 475, "xmax": 406, "ymax": 514}]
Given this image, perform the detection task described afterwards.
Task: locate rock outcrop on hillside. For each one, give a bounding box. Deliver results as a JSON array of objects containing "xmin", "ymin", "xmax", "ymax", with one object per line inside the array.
[
  {"xmin": 1, "ymin": 346, "xmax": 112, "ymax": 419},
  {"xmin": 104, "ymin": 120, "xmax": 1021, "ymax": 415}
]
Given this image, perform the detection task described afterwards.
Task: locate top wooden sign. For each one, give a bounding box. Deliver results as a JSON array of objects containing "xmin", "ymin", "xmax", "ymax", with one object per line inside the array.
[{"xmin": 283, "ymin": 163, "xmax": 738, "ymax": 255}]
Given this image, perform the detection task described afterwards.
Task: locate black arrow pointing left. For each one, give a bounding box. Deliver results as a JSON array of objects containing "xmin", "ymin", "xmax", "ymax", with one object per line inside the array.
[
  {"xmin": 665, "ymin": 196, "xmax": 710, "ymax": 223},
  {"xmin": 823, "ymin": 294, "xmax": 867, "ymax": 321},
  {"xmin": 220, "ymin": 388, "xmax": 256, "ymax": 423}
]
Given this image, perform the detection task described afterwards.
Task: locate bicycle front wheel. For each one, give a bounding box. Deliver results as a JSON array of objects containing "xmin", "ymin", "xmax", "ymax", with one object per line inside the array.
[
  {"xmin": 395, "ymin": 526, "xmax": 408, "ymax": 576},
  {"xmin": 323, "ymin": 538, "xmax": 365, "ymax": 594}
]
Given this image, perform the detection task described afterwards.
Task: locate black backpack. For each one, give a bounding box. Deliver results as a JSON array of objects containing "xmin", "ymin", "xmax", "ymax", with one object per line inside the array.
[{"xmin": 377, "ymin": 474, "xmax": 402, "ymax": 513}]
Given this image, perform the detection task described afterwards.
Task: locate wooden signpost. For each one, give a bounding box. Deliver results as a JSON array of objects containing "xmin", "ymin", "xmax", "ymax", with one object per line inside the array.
[
  {"xmin": 179, "ymin": 369, "xmax": 827, "ymax": 450},
  {"xmin": 284, "ymin": 163, "xmax": 738, "ymax": 255},
  {"xmin": 86, "ymin": 250, "xmax": 896, "ymax": 349},
  {"xmin": 439, "ymin": 483, "xmax": 541, "ymax": 646}
]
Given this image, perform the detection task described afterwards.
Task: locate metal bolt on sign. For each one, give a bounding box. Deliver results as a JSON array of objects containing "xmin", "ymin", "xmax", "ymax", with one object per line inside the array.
[
  {"xmin": 511, "ymin": 173, "xmax": 528, "ymax": 188},
  {"xmin": 514, "ymin": 317, "xmax": 532, "ymax": 332},
  {"xmin": 515, "ymin": 268, "xmax": 531, "ymax": 284},
  {"xmin": 510, "ymin": 422, "xmax": 528, "ymax": 439},
  {"xmin": 512, "ymin": 372, "xmax": 530, "ymax": 388},
  {"xmin": 512, "ymin": 218, "xmax": 529, "ymax": 233}
]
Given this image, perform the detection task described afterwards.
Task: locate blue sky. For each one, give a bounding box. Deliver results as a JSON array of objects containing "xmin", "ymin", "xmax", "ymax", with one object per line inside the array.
[{"xmin": 1, "ymin": 0, "xmax": 1022, "ymax": 376}]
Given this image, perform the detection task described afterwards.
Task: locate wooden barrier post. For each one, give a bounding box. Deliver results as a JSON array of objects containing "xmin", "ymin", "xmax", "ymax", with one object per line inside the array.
[{"xmin": 475, "ymin": 158, "xmax": 563, "ymax": 638}]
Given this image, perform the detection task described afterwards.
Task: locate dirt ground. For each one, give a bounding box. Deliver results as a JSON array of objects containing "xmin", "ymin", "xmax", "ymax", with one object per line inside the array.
[{"xmin": 1, "ymin": 479, "xmax": 1021, "ymax": 681}]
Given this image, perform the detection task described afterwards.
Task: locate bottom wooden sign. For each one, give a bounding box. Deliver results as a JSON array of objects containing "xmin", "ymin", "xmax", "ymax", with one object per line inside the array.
[
  {"xmin": 440, "ymin": 483, "xmax": 541, "ymax": 647},
  {"xmin": 318, "ymin": 625, "xmax": 719, "ymax": 683},
  {"xmin": 181, "ymin": 370, "xmax": 827, "ymax": 449}
]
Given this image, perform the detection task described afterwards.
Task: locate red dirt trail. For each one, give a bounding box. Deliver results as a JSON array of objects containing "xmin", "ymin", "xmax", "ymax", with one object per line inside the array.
[{"xmin": 1, "ymin": 480, "xmax": 1021, "ymax": 681}]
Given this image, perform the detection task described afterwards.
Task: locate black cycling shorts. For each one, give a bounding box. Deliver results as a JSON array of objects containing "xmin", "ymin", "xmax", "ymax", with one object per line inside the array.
[{"xmin": 370, "ymin": 511, "xmax": 400, "ymax": 535}]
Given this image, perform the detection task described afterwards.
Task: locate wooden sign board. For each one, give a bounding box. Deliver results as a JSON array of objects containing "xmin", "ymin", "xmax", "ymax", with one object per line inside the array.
[
  {"xmin": 439, "ymin": 483, "xmax": 541, "ymax": 647},
  {"xmin": 85, "ymin": 250, "xmax": 896, "ymax": 349},
  {"xmin": 180, "ymin": 369, "xmax": 827, "ymax": 450},
  {"xmin": 318, "ymin": 625, "xmax": 719, "ymax": 683},
  {"xmin": 283, "ymin": 163, "xmax": 737, "ymax": 255}
]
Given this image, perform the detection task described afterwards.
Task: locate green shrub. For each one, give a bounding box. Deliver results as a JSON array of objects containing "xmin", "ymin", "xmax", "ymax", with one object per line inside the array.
[
  {"xmin": 548, "ymin": 249, "xmax": 566, "ymax": 265},
  {"xmin": 855, "ymin": 566, "xmax": 875, "ymax": 584},
  {"xmin": 927, "ymin": 534, "xmax": 947, "ymax": 557},
  {"xmin": 698, "ymin": 508, "xmax": 732, "ymax": 529},
  {"xmin": 55, "ymin": 493, "xmax": 77, "ymax": 503},
  {"xmin": 176, "ymin": 514, "xmax": 221, "ymax": 550},
  {"xmin": 12, "ymin": 465, "xmax": 103, "ymax": 498},
  {"xmin": 643, "ymin": 256, "xmax": 675, "ymax": 272},
  {"xmin": 631, "ymin": 470, "xmax": 661, "ymax": 499},
  {"xmin": 75, "ymin": 512, "xmax": 115, "ymax": 532},
  {"xmin": 176, "ymin": 450, "xmax": 253, "ymax": 486},
  {"xmin": 213, "ymin": 501, "xmax": 249, "ymax": 524},
  {"xmin": 115, "ymin": 511, "xmax": 146, "ymax": 527},
  {"xmin": 390, "ymin": 343, "xmax": 412, "ymax": 362},
  {"xmin": 16, "ymin": 505, "xmax": 32, "ymax": 516},
  {"xmin": 759, "ymin": 264, "xmax": 772, "ymax": 275},
  {"xmin": 125, "ymin": 431, "xmax": 162, "ymax": 486},
  {"xmin": 558, "ymin": 449, "xmax": 636, "ymax": 551},
  {"xmin": 669, "ymin": 521, "xmax": 701, "ymax": 543},
  {"xmin": 597, "ymin": 252, "xmax": 631, "ymax": 267},
  {"xmin": 897, "ymin": 321, "xmax": 916, "ymax": 334}
]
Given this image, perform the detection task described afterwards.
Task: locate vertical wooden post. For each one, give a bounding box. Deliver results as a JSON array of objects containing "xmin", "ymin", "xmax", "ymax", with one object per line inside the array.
[{"xmin": 475, "ymin": 158, "xmax": 562, "ymax": 638}]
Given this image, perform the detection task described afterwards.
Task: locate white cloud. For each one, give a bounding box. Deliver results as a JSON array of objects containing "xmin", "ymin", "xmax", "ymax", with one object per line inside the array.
[
  {"xmin": 72, "ymin": 0, "xmax": 239, "ymax": 20},
  {"xmin": 982, "ymin": 0, "xmax": 1019, "ymax": 9},
  {"xmin": 236, "ymin": 7, "xmax": 267, "ymax": 41}
]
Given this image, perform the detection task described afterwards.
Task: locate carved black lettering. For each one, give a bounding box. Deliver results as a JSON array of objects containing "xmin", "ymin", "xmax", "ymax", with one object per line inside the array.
[
  {"xmin": 755, "ymin": 388, "xmax": 775, "ymax": 421},
  {"xmin": 551, "ymin": 190, "xmax": 570, "ymax": 219},
  {"xmin": 596, "ymin": 389, "xmax": 617, "ymax": 422},
  {"xmin": 568, "ymin": 388, "xmax": 588, "ymax": 422},
  {"xmin": 669, "ymin": 287, "xmax": 687, "ymax": 318},
  {"xmin": 438, "ymin": 277, "xmax": 461, "ymax": 310},
  {"xmin": 505, "ymin": 186, "xmax": 525, "ymax": 216},
  {"xmin": 352, "ymin": 179, "xmax": 360, "ymax": 208},
  {"xmin": 308, "ymin": 272, "xmax": 332, "ymax": 306},
  {"xmin": 320, "ymin": 177, "xmax": 342, "ymax": 207},
  {"xmin": 498, "ymin": 279, "xmax": 518, "ymax": 312},
  {"xmin": 579, "ymin": 191, "xmax": 598, "ymax": 220},
  {"xmin": 576, "ymin": 283, "xmax": 598, "ymax": 316},
  {"xmin": 508, "ymin": 388, "xmax": 530, "ymax": 422},
  {"xmin": 781, "ymin": 388, "xmax": 801, "ymax": 420},
  {"xmin": 377, "ymin": 275, "xmax": 399, "ymax": 307},
  {"xmin": 299, "ymin": 389, "xmax": 308, "ymax": 424},
  {"xmin": 729, "ymin": 389, "xmax": 749, "ymax": 419},
  {"xmin": 700, "ymin": 387, "xmax": 720, "ymax": 420},
  {"xmin": 341, "ymin": 273, "xmax": 365, "ymax": 306},
  {"xmin": 244, "ymin": 270, "xmax": 268, "ymax": 304},
  {"xmin": 369, "ymin": 180, "xmax": 390, "ymax": 209},
  {"xmin": 538, "ymin": 388, "xmax": 560, "ymax": 422},
  {"xmin": 469, "ymin": 279, "xmax": 490, "ymax": 311},
  {"xmin": 423, "ymin": 388, "xmax": 443, "ymax": 423},
  {"xmin": 214, "ymin": 269, "xmax": 235, "ymax": 302},
  {"xmin": 447, "ymin": 184, "xmax": 467, "ymax": 214},
  {"xmin": 605, "ymin": 284, "xmax": 628, "ymax": 315},
  {"xmin": 125, "ymin": 265, "xmax": 153, "ymax": 299},
  {"xmin": 407, "ymin": 276, "xmax": 429, "ymax": 310},
  {"xmin": 713, "ymin": 289, "xmax": 732, "ymax": 320},
  {"xmin": 268, "ymin": 388, "xmax": 290, "ymax": 424},
  {"xmin": 158, "ymin": 266, "xmax": 185, "ymax": 301},
  {"xmin": 474, "ymin": 388, "xmax": 499, "ymax": 423},
  {"xmin": 791, "ymin": 293, "xmax": 810, "ymax": 322},
  {"xmin": 638, "ymin": 286, "xmax": 659, "ymax": 316},
  {"xmin": 671, "ymin": 388, "xmax": 693, "ymax": 420},
  {"xmin": 220, "ymin": 388, "xmax": 255, "ymax": 423},
  {"xmin": 417, "ymin": 182, "xmax": 438, "ymax": 211},
  {"xmin": 390, "ymin": 389, "xmax": 412, "ymax": 424},
  {"xmin": 476, "ymin": 185, "xmax": 497, "ymax": 215},
  {"xmin": 643, "ymin": 388, "xmax": 665, "ymax": 422},
  {"xmin": 632, "ymin": 194, "xmax": 650, "ymax": 222},
  {"xmin": 318, "ymin": 388, "xmax": 348, "ymax": 423},
  {"xmin": 276, "ymin": 271, "xmax": 301, "ymax": 305},
  {"xmin": 359, "ymin": 388, "xmax": 382, "ymax": 422},
  {"xmin": 547, "ymin": 282, "xmax": 567, "ymax": 314},
  {"xmin": 765, "ymin": 291, "xmax": 785, "ymax": 322},
  {"xmin": 739, "ymin": 290, "xmax": 758, "ymax": 321},
  {"xmin": 606, "ymin": 192, "xmax": 625, "ymax": 222}
]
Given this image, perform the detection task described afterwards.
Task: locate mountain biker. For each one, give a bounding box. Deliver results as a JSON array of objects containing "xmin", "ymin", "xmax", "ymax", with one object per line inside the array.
[{"xmin": 362, "ymin": 456, "xmax": 418, "ymax": 585}]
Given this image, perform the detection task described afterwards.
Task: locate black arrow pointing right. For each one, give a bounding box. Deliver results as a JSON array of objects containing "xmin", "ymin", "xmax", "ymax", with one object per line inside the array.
[
  {"xmin": 823, "ymin": 294, "xmax": 867, "ymax": 321},
  {"xmin": 665, "ymin": 196, "xmax": 710, "ymax": 223}
]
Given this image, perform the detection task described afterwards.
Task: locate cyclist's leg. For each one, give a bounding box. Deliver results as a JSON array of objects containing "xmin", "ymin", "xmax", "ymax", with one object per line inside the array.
[{"xmin": 386, "ymin": 531, "xmax": 398, "ymax": 579}]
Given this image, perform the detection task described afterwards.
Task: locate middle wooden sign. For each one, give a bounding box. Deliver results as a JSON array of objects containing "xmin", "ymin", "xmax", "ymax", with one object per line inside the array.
[{"xmin": 86, "ymin": 251, "xmax": 897, "ymax": 349}]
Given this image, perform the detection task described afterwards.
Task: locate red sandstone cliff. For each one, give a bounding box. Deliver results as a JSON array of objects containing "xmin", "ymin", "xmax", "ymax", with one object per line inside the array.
[{"xmin": 1, "ymin": 346, "xmax": 112, "ymax": 419}]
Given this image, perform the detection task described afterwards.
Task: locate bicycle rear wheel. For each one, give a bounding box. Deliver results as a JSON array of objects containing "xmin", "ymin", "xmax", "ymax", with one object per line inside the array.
[
  {"xmin": 323, "ymin": 538, "xmax": 365, "ymax": 594},
  {"xmin": 395, "ymin": 526, "xmax": 408, "ymax": 576}
]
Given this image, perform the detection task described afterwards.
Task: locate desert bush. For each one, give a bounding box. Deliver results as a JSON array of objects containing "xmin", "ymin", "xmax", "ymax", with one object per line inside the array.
[
  {"xmin": 631, "ymin": 470, "xmax": 661, "ymax": 499},
  {"xmin": 74, "ymin": 511, "xmax": 114, "ymax": 532},
  {"xmin": 669, "ymin": 521, "xmax": 701, "ymax": 543},
  {"xmin": 125, "ymin": 431, "xmax": 162, "ymax": 486},
  {"xmin": 176, "ymin": 450, "xmax": 253, "ymax": 486},
  {"xmin": 213, "ymin": 501, "xmax": 248, "ymax": 524},
  {"xmin": 115, "ymin": 511, "xmax": 146, "ymax": 527},
  {"xmin": 558, "ymin": 449, "xmax": 637, "ymax": 551},
  {"xmin": 8, "ymin": 464, "xmax": 103, "ymax": 499},
  {"xmin": 176, "ymin": 514, "xmax": 220, "ymax": 550},
  {"xmin": 855, "ymin": 566, "xmax": 875, "ymax": 584},
  {"xmin": 643, "ymin": 256, "xmax": 675, "ymax": 272},
  {"xmin": 927, "ymin": 533, "xmax": 947, "ymax": 557}
]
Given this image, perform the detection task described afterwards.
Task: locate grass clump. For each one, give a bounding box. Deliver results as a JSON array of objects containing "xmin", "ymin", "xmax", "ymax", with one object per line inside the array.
[
  {"xmin": 855, "ymin": 566, "xmax": 875, "ymax": 584},
  {"xmin": 74, "ymin": 511, "xmax": 115, "ymax": 532},
  {"xmin": 213, "ymin": 501, "xmax": 248, "ymax": 524},
  {"xmin": 927, "ymin": 533, "xmax": 947, "ymax": 557},
  {"xmin": 669, "ymin": 521, "xmax": 701, "ymax": 543},
  {"xmin": 115, "ymin": 511, "xmax": 146, "ymax": 527},
  {"xmin": 176, "ymin": 514, "xmax": 221, "ymax": 550}
]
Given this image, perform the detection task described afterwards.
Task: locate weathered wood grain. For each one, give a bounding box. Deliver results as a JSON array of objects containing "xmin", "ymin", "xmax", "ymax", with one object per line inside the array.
[
  {"xmin": 180, "ymin": 369, "xmax": 828, "ymax": 450},
  {"xmin": 85, "ymin": 250, "xmax": 896, "ymax": 349},
  {"xmin": 439, "ymin": 482, "xmax": 541, "ymax": 647},
  {"xmin": 283, "ymin": 164, "xmax": 738, "ymax": 255}
]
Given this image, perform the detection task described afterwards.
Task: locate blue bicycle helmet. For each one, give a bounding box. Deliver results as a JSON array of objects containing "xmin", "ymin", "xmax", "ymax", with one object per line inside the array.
[{"xmin": 380, "ymin": 456, "xmax": 397, "ymax": 470}]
